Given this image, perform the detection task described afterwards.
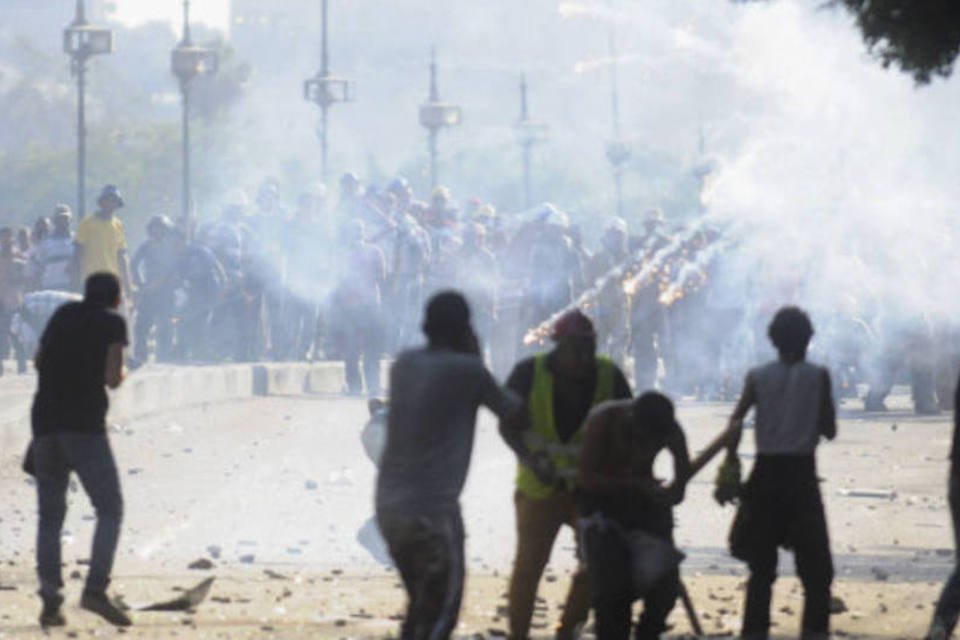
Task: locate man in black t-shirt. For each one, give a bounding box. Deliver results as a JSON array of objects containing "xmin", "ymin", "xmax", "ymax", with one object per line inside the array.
[{"xmin": 30, "ymin": 272, "xmax": 132, "ymax": 628}]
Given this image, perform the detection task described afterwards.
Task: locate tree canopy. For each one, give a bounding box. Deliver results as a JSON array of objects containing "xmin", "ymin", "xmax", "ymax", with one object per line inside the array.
[{"xmin": 742, "ymin": 0, "xmax": 960, "ymax": 84}]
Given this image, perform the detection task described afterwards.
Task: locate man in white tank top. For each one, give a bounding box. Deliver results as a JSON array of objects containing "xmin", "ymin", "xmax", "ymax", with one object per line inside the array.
[{"xmin": 723, "ymin": 306, "xmax": 836, "ymax": 640}]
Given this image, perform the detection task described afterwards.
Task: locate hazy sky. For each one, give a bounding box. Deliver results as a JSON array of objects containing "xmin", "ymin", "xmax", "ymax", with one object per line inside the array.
[{"xmin": 110, "ymin": 0, "xmax": 230, "ymax": 31}]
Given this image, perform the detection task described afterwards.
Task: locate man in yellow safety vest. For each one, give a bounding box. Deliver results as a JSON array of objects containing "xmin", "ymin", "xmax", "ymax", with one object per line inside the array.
[{"xmin": 500, "ymin": 309, "xmax": 632, "ymax": 639}]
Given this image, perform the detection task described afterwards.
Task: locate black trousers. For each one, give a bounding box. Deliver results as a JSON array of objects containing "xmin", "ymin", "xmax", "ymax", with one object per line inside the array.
[
  {"xmin": 738, "ymin": 455, "xmax": 833, "ymax": 640},
  {"xmin": 584, "ymin": 527, "xmax": 678, "ymax": 640},
  {"xmin": 377, "ymin": 508, "xmax": 465, "ymax": 640}
]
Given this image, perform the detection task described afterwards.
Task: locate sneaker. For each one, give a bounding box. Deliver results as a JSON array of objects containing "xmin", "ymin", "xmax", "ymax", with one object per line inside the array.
[
  {"xmin": 80, "ymin": 590, "xmax": 132, "ymax": 627},
  {"xmin": 39, "ymin": 600, "xmax": 66, "ymax": 628}
]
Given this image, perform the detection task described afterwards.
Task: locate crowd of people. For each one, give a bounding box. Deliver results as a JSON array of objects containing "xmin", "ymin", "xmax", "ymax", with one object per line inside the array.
[
  {"xmin": 3, "ymin": 174, "xmax": 958, "ymax": 417},
  {"xmin": 0, "ymin": 175, "xmax": 724, "ymax": 395}
]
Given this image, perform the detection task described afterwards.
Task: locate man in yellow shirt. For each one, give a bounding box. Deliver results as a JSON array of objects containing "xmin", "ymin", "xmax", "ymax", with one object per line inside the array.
[{"xmin": 74, "ymin": 186, "xmax": 133, "ymax": 296}]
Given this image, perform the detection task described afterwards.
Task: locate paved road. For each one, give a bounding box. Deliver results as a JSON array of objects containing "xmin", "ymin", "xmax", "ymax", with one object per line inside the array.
[{"xmin": 1, "ymin": 392, "xmax": 954, "ymax": 582}]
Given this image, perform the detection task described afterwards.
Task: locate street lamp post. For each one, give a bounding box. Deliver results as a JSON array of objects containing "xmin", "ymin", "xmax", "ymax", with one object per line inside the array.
[
  {"xmin": 514, "ymin": 75, "xmax": 548, "ymax": 209},
  {"xmin": 418, "ymin": 48, "xmax": 461, "ymax": 189},
  {"xmin": 605, "ymin": 15, "xmax": 630, "ymax": 218},
  {"xmin": 303, "ymin": 0, "xmax": 354, "ymax": 180},
  {"xmin": 171, "ymin": 0, "xmax": 218, "ymax": 222},
  {"xmin": 63, "ymin": 0, "xmax": 114, "ymax": 217}
]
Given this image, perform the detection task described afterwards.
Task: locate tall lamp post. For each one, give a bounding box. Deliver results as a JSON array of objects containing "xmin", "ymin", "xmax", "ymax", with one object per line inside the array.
[
  {"xmin": 605, "ymin": 17, "xmax": 630, "ymax": 217},
  {"xmin": 304, "ymin": 0, "xmax": 354, "ymax": 180},
  {"xmin": 514, "ymin": 75, "xmax": 548, "ymax": 209},
  {"xmin": 418, "ymin": 48, "xmax": 461, "ymax": 189},
  {"xmin": 63, "ymin": 0, "xmax": 114, "ymax": 217},
  {"xmin": 171, "ymin": 0, "xmax": 218, "ymax": 222}
]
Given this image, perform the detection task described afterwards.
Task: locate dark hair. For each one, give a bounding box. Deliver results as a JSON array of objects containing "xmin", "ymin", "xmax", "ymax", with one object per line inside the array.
[
  {"xmin": 423, "ymin": 290, "xmax": 471, "ymax": 342},
  {"xmin": 632, "ymin": 391, "xmax": 677, "ymax": 435},
  {"xmin": 767, "ymin": 306, "xmax": 814, "ymax": 357},
  {"xmin": 84, "ymin": 272, "xmax": 121, "ymax": 308}
]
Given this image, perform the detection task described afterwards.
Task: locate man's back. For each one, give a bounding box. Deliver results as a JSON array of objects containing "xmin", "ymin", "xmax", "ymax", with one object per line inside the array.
[
  {"xmin": 376, "ymin": 347, "xmax": 520, "ymax": 515},
  {"xmin": 750, "ymin": 359, "xmax": 829, "ymax": 455},
  {"xmin": 33, "ymin": 301, "xmax": 127, "ymax": 435}
]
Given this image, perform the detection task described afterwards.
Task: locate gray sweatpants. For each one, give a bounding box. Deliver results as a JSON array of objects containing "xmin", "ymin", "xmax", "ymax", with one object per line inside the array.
[{"xmin": 33, "ymin": 433, "xmax": 123, "ymax": 602}]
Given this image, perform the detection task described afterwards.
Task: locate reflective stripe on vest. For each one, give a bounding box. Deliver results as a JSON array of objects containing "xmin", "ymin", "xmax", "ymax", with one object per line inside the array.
[{"xmin": 516, "ymin": 354, "xmax": 616, "ymax": 499}]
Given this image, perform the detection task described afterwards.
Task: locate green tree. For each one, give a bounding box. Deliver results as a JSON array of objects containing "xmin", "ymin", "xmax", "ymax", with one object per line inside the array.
[{"xmin": 740, "ymin": 0, "xmax": 960, "ymax": 83}]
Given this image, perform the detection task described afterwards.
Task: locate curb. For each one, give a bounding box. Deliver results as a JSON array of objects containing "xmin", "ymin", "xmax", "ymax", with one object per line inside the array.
[{"xmin": 0, "ymin": 361, "xmax": 346, "ymax": 465}]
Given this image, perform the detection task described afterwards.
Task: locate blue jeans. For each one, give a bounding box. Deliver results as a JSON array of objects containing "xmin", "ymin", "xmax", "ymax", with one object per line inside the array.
[{"xmin": 33, "ymin": 433, "xmax": 123, "ymax": 602}]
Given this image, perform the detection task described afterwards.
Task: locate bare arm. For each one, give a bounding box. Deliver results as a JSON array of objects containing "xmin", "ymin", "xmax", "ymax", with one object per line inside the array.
[
  {"xmin": 819, "ymin": 368, "xmax": 837, "ymax": 440},
  {"xmin": 725, "ymin": 373, "xmax": 756, "ymax": 456},
  {"xmin": 105, "ymin": 342, "xmax": 125, "ymax": 389},
  {"xmin": 498, "ymin": 409, "xmax": 535, "ymax": 467},
  {"xmin": 666, "ymin": 426, "xmax": 692, "ymax": 497}
]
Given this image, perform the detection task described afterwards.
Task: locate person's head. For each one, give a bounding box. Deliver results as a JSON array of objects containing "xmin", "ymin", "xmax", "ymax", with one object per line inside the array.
[
  {"xmin": 603, "ymin": 217, "xmax": 628, "ymax": 253},
  {"xmin": 422, "ymin": 290, "xmax": 477, "ymax": 354},
  {"xmin": 96, "ymin": 184, "xmax": 124, "ymax": 216},
  {"xmin": 631, "ymin": 391, "xmax": 678, "ymax": 438},
  {"xmin": 340, "ymin": 172, "xmax": 361, "ymax": 199},
  {"xmin": 52, "ymin": 205, "xmax": 72, "ymax": 234},
  {"xmin": 146, "ymin": 215, "xmax": 172, "ymax": 241},
  {"xmin": 430, "ymin": 186, "xmax": 451, "ymax": 211},
  {"xmin": 0, "ymin": 227, "xmax": 14, "ymax": 254},
  {"xmin": 33, "ymin": 217, "xmax": 51, "ymax": 244},
  {"xmin": 386, "ymin": 177, "xmax": 412, "ymax": 209},
  {"xmin": 768, "ymin": 306, "xmax": 814, "ymax": 361},
  {"xmin": 550, "ymin": 309, "xmax": 597, "ymax": 377},
  {"xmin": 643, "ymin": 208, "xmax": 664, "ymax": 233},
  {"xmin": 84, "ymin": 272, "xmax": 121, "ymax": 309}
]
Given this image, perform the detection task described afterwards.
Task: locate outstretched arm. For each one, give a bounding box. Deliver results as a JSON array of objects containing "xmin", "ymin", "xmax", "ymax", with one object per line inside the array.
[
  {"xmin": 725, "ymin": 373, "xmax": 756, "ymax": 456},
  {"xmin": 819, "ymin": 369, "xmax": 837, "ymax": 441}
]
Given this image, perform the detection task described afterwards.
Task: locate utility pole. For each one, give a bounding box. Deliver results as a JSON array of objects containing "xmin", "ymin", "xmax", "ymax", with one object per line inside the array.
[
  {"xmin": 604, "ymin": 7, "xmax": 630, "ymax": 217},
  {"xmin": 63, "ymin": 0, "xmax": 114, "ymax": 217},
  {"xmin": 418, "ymin": 48, "xmax": 461, "ymax": 188},
  {"xmin": 514, "ymin": 75, "xmax": 548, "ymax": 208},
  {"xmin": 303, "ymin": 0, "xmax": 354, "ymax": 179},
  {"xmin": 171, "ymin": 0, "xmax": 218, "ymax": 221}
]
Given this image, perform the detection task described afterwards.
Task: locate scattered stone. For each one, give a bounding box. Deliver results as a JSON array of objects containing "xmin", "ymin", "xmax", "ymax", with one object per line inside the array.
[
  {"xmin": 264, "ymin": 569, "xmax": 289, "ymax": 580},
  {"xmin": 305, "ymin": 480, "xmax": 318, "ymax": 490},
  {"xmin": 69, "ymin": 570, "xmax": 82, "ymax": 580},
  {"xmin": 871, "ymin": 567, "xmax": 889, "ymax": 582},
  {"xmin": 188, "ymin": 558, "xmax": 214, "ymax": 571},
  {"xmin": 334, "ymin": 619, "xmax": 347, "ymax": 627},
  {"xmin": 239, "ymin": 554, "xmax": 255, "ymax": 564},
  {"xmin": 206, "ymin": 545, "xmax": 222, "ymax": 559},
  {"xmin": 830, "ymin": 596, "xmax": 848, "ymax": 614}
]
